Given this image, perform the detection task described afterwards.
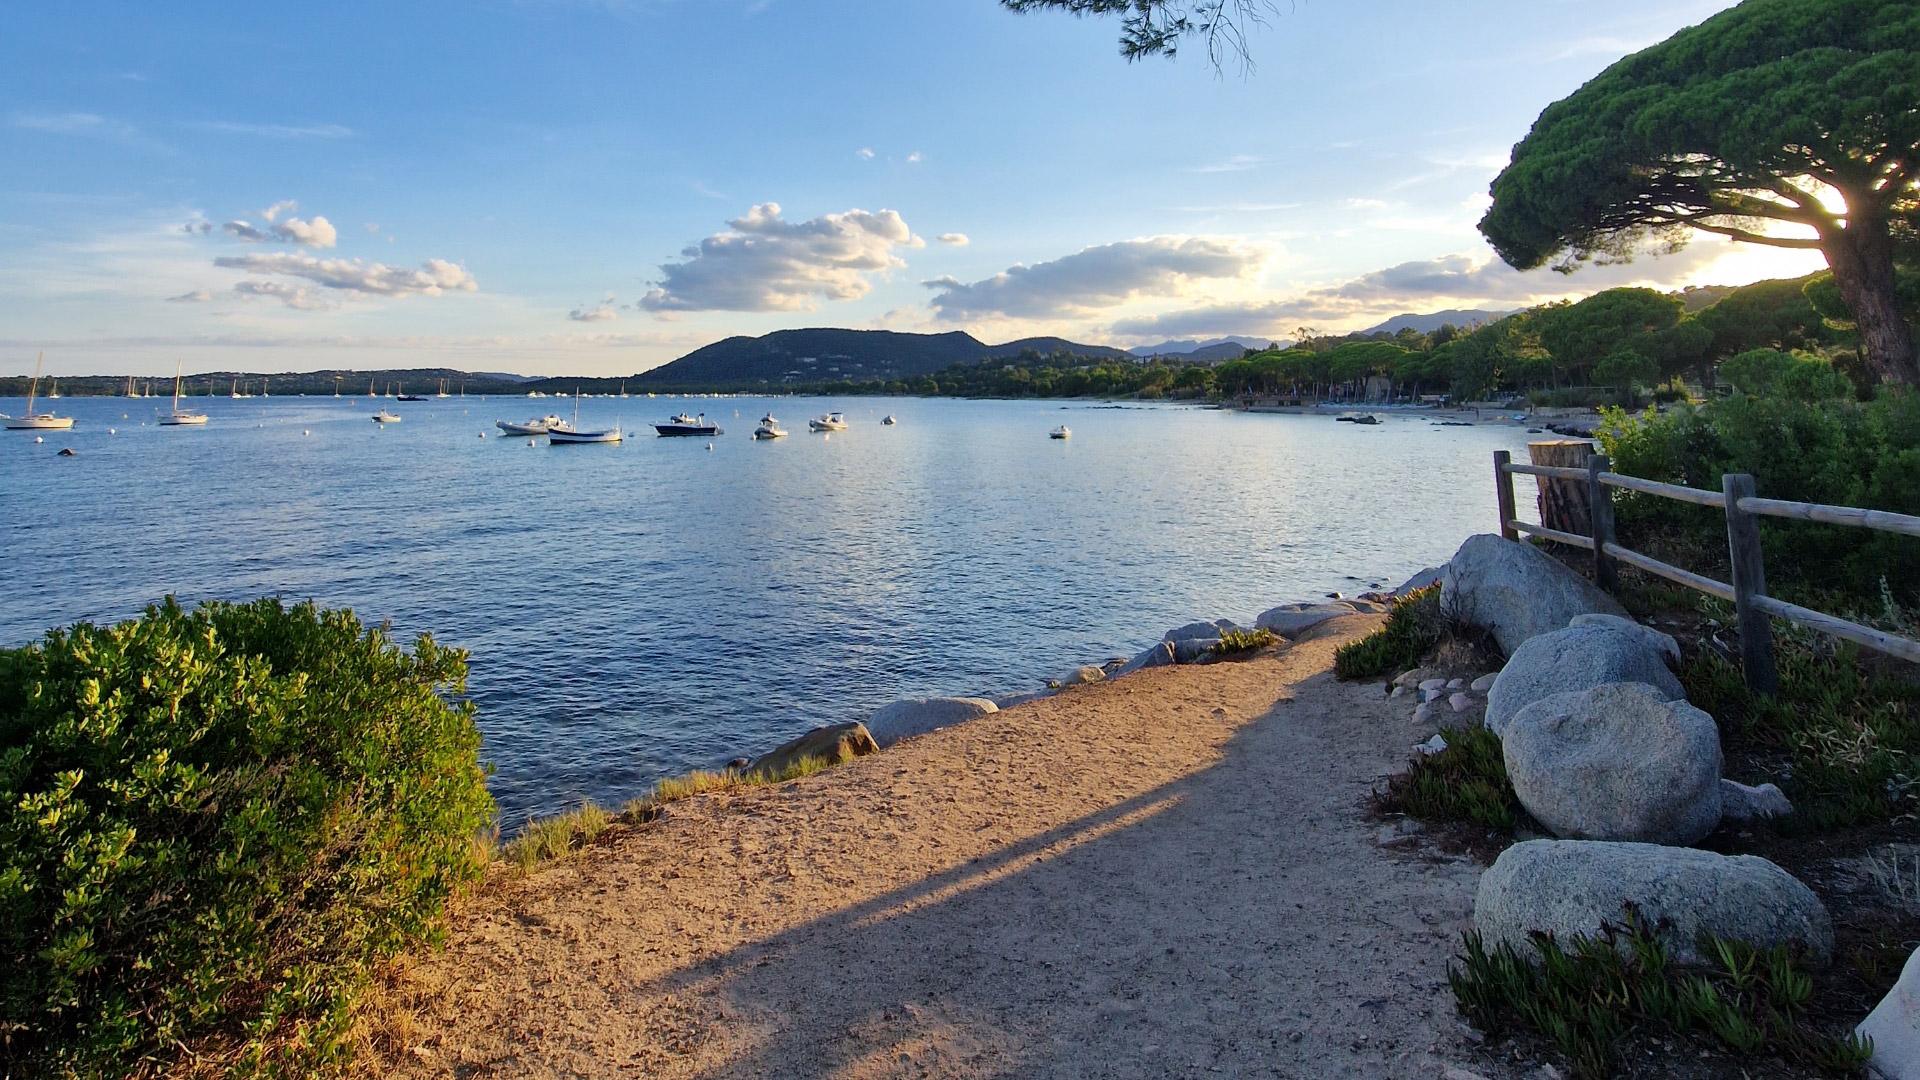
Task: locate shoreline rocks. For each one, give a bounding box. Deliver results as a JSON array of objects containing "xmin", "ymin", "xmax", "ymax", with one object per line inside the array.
[
  {"xmin": 1502, "ymin": 682, "xmax": 1722, "ymax": 845},
  {"xmin": 866, "ymin": 697, "xmax": 999, "ymax": 748},
  {"xmin": 752, "ymin": 721, "xmax": 880, "ymax": 776},
  {"xmin": 1474, "ymin": 839, "xmax": 1834, "ymax": 967},
  {"xmin": 1859, "ymin": 947, "xmax": 1920, "ymax": 1079}
]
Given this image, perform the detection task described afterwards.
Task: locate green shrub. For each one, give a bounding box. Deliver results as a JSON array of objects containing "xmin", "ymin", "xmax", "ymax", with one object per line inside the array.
[
  {"xmin": 1682, "ymin": 635, "xmax": 1920, "ymax": 831},
  {"xmin": 1334, "ymin": 585, "xmax": 1442, "ymax": 679},
  {"xmin": 1452, "ymin": 910, "xmax": 1872, "ymax": 1079},
  {"xmin": 1376, "ymin": 725, "xmax": 1519, "ymax": 830},
  {"xmin": 1597, "ymin": 389, "xmax": 1920, "ymax": 608},
  {"xmin": 0, "ymin": 598, "xmax": 494, "ymax": 1076},
  {"xmin": 1211, "ymin": 627, "xmax": 1279, "ymax": 655}
]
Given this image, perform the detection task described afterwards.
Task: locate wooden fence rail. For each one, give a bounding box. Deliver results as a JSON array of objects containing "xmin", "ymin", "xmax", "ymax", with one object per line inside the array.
[{"xmin": 1491, "ymin": 447, "xmax": 1920, "ymax": 693}]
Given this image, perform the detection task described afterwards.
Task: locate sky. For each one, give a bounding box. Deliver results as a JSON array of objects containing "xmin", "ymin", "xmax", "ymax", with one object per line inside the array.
[{"xmin": 0, "ymin": 0, "xmax": 1828, "ymax": 377}]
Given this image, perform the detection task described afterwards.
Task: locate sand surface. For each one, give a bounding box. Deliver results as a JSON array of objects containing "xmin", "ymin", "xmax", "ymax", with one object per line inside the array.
[{"xmin": 388, "ymin": 616, "xmax": 1509, "ymax": 1079}]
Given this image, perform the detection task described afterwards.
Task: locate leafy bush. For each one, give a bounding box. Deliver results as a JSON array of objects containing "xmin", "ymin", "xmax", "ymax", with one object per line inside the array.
[
  {"xmin": 1598, "ymin": 389, "xmax": 1920, "ymax": 607},
  {"xmin": 1452, "ymin": 910, "xmax": 1872, "ymax": 1079},
  {"xmin": 0, "ymin": 598, "xmax": 494, "ymax": 1076},
  {"xmin": 1376, "ymin": 725, "xmax": 1519, "ymax": 830},
  {"xmin": 1211, "ymin": 627, "xmax": 1278, "ymax": 655},
  {"xmin": 1683, "ymin": 635, "xmax": 1920, "ymax": 831},
  {"xmin": 1334, "ymin": 585, "xmax": 1442, "ymax": 679}
]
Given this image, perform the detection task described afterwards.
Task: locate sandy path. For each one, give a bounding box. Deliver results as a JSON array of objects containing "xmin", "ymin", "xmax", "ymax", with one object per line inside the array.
[{"xmin": 389, "ymin": 616, "xmax": 1503, "ymax": 1079}]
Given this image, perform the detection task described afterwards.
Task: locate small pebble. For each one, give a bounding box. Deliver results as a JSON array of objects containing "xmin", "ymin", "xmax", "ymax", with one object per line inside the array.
[
  {"xmin": 1470, "ymin": 673, "xmax": 1497, "ymax": 693},
  {"xmin": 1446, "ymin": 677, "xmax": 1465, "ymax": 691},
  {"xmin": 1417, "ymin": 678, "xmax": 1446, "ymax": 692},
  {"xmin": 1449, "ymin": 692, "xmax": 1475, "ymax": 713}
]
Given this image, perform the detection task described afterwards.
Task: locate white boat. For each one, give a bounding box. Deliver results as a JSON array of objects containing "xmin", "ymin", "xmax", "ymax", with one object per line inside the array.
[
  {"xmin": 46, "ymin": 379, "xmax": 60, "ymax": 399},
  {"xmin": 1049, "ymin": 425, "xmax": 1071, "ymax": 439},
  {"xmin": 230, "ymin": 378, "xmax": 252, "ymax": 399},
  {"xmin": 752, "ymin": 413, "xmax": 787, "ymax": 439},
  {"xmin": 4, "ymin": 353, "xmax": 77, "ymax": 430},
  {"xmin": 808, "ymin": 411, "xmax": 849, "ymax": 432},
  {"xmin": 372, "ymin": 408, "xmax": 401, "ymax": 423},
  {"xmin": 160, "ymin": 361, "xmax": 209, "ymax": 426},
  {"xmin": 655, "ymin": 412, "xmax": 721, "ymax": 437},
  {"xmin": 436, "ymin": 379, "xmax": 451, "ymax": 399},
  {"xmin": 546, "ymin": 389, "xmax": 622, "ymax": 443},
  {"xmin": 497, "ymin": 414, "xmax": 562, "ymax": 436},
  {"xmin": 882, "ymin": 414, "xmax": 897, "ymax": 426}
]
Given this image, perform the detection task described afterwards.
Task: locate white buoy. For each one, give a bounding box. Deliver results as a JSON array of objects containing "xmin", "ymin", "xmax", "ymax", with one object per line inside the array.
[
  {"xmin": 33, "ymin": 436, "xmax": 44, "ymax": 443},
  {"xmin": 121, "ymin": 412, "xmax": 129, "ymax": 419},
  {"xmin": 108, "ymin": 428, "xmax": 117, "ymax": 435},
  {"xmin": 303, "ymin": 430, "xmax": 311, "ymax": 436},
  {"xmin": 478, "ymin": 431, "xmax": 486, "ymax": 438},
  {"xmin": 707, "ymin": 442, "xmax": 714, "ymax": 451},
  {"xmin": 527, "ymin": 438, "xmax": 534, "ymax": 447}
]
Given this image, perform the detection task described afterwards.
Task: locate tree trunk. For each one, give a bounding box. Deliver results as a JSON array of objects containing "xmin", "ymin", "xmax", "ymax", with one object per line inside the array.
[
  {"xmin": 1530, "ymin": 440, "xmax": 1594, "ymax": 537},
  {"xmin": 1823, "ymin": 215, "xmax": 1919, "ymax": 386}
]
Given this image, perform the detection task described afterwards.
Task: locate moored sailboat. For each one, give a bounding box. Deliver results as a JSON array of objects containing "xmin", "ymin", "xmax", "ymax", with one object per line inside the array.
[{"xmin": 3, "ymin": 353, "xmax": 77, "ymax": 430}]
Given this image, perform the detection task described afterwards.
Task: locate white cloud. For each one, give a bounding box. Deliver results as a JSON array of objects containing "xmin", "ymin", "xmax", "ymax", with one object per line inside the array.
[
  {"xmin": 906, "ymin": 150, "xmax": 924, "ymax": 164},
  {"xmin": 233, "ymin": 280, "xmax": 333, "ymax": 310},
  {"xmin": 260, "ymin": 200, "xmax": 297, "ymax": 222},
  {"xmin": 166, "ymin": 288, "xmax": 213, "ymax": 303},
  {"xmin": 213, "ymin": 251, "xmax": 478, "ymax": 299},
  {"xmin": 936, "ymin": 232, "xmax": 970, "ymax": 246},
  {"xmin": 639, "ymin": 202, "xmax": 922, "ymax": 313},
  {"xmin": 187, "ymin": 120, "xmax": 354, "ymax": 139},
  {"xmin": 923, "ymin": 236, "xmax": 1261, "ymax": 320},
  {"xmin": 855, "ymin": 147, "xmax": 875, "ymax": 159},
  {"xmin": 569, "ymin": 303, "xmax": 618, "ymax": 322},
  {"xmin": 218, "ymin": 213, "xmax": 338, "ymax": 248}
]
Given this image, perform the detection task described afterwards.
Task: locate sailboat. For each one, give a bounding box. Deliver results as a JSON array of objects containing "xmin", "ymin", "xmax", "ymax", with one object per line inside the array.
[
  {"xmin": 230, "ymin": 378, "xmax": 252, "ymax": 399},
  {"xmin": 619, "ymin": 381, "xmax": 630, "ymax": 399},
  {"xmin": 547, "ymin": 388, "xmax": 622, "ymax": 443},
  {"xmin": 125, "ymin": 375, "xmax": 139, "ymax": 398},
  {"xmin": 3, "ymin": 353, "xmax": 76, "ymax": 430},
  {"xmin": 436, "ymin": 379, "xmax": 450, "ymax": 399},
  {"xmin": 397, "ymin": 382, "xmax": 427, "ymax": 402},
  {"xmin": 160, "ymin": 361, "xmax": 209, "ymax": 426},
  {"xmin": 260, "ymin": 376, "xmax": 270, "ymax": 397},
  {"xmin": 46, "ymin": 379, "xmax": 60, "ymax": 399}
]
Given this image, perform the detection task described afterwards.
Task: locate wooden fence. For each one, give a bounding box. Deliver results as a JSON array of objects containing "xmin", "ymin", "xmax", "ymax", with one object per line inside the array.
[{"xmin": 1492, "ymin": 447, "xmax": 1920, "ymax": 693}]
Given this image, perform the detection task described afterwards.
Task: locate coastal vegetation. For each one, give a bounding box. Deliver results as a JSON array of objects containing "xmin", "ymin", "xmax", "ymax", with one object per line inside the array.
[
  {"xmin": 0, "ymin": 599, "xmax": 493, "ymax": 1077},
  {"xmin": 1452, "ymin": 912, "xmax": 1873, "ymax": 1079},
  {"xmin": 1332, "ymin": 585, "xmax": 1441, "ymax": 679}
]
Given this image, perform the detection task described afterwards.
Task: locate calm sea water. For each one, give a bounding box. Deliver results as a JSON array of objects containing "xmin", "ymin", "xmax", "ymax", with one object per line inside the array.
[{"xmin": 1, "ymin": 392, "xmax": 1537, "ymax": 822}]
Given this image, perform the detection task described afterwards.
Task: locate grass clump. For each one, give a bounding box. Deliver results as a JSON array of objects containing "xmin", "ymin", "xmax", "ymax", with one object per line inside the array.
[
  {"xmin": 1334, "ymin": 584, "xmax": 1443, "ymax": 680},
  {"xmin": 1452, "ymin": 911, "xmax": 1873, "ymax": 1079},
  {"xmin": 1211, "ymin": 627, "xmax": 1279, "ymax": 656},
  {"xmin": 1683, "ymin": 634, "xmax": 1920, "ymax": 831},
  {"xmin": 1377, "ymin": 725, "xmax": 1519, "ymax": 830},
  {"xmin": 0, "ymin": 598, "xmax": 494, "ymax": 1077},
  {"xmin": 498, "ymin": 755, "xmax": 836, "ymax": 874}
]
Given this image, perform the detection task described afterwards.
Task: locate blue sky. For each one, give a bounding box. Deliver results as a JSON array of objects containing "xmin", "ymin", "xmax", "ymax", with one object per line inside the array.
[{"xmin": 0, "ymin": 0, "xmax": 1824, "ymax": 376}]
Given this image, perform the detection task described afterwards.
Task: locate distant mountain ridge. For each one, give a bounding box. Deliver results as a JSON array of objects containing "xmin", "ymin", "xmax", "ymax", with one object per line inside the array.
[
  {"xmin": 1358, "ymin": 309, "xmax": 1515, "ymax": 335},
  {"xmin": 1128, "ymin": 336, "xmax": 1275, "ymax": 358},
  {"xmin": 633, "ymin": 328, "xmax": 1129, "ymax": 388}
]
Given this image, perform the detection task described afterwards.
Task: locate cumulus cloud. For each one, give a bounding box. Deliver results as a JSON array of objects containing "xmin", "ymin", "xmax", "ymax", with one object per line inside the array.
[
  {"xmin": 906, "ymin": 150, "xmax": 924, "ymax": 164},
  {"xmin": 569, "ymin": 303, "xmax": 618, "ymax": 322},
  {"xmin": 261, "ymin": 199, "xmax": 297, "ymax": 222},
  {"xmin": 213, "ymin": 251, "xmax": 478, "ymax": 298},
  {"xmin": 937, "ymin": 232, "xmax": 970, "ymax": 246},
  {"xmin": 855, "ymin": 147, "xmax": 875, "ymax": 159},
  {"xmin": 639, "ymin": 202, "xmax": 922, "ymax": 313},
  {"xmin": 165, "ymin": 288, "xmax": 214, "ymax": 303},
  {"xmin": 233, "ymin": 280, "xmax": 333, "ymax": 310},
  {"xmin": 221, "ymin": 213, "xmax": 339, "ymax": 248},
  {"xmin": 922, "ymin": 236, "xmax": 1260, "ymax": 321}
]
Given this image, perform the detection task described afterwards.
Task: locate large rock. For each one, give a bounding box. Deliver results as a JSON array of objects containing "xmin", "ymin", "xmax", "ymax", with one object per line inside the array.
[
  {"xmin": 1114, "ymin": 641, "xmax": 1176, "ymax": 677},
  {"xmin": 1720, "ymin": 779, "xmax": 1794, "ymax": 823},
  {"xmin": 1164, "ymin": 619, "xmax": 1239, "ymax": 643},
  {"xmin": 1569, "ymin": 612, "xmax": 1681, "ymax": 666},
  {"xmin": 1442, "ymin": 533, "xmax": 1627, "ymax": 654},
  {"xmin": 1254, "ymin": 602, "xmax": 1354, "ymax": 638},
  {"xmin": 1171, "ymin": 637, "xmax": 1221, "ymax": 664},
  {"xmin": 1859, "ymin": 947, "xmax": 1920, "ymax": 1080},
  {"xmin": 1474, "ymin": 839, "xmax": 1834, "ymax": 967},
  {"xmin": 865, "ymin": 696, "xmax": 998, "ymax": 748},
  {"xmin": 1056, "ymin": 665, "xmax": 1106, "ymax": 688},
  {"xmin": 1503, "ymin": 682, "xmax": 1722, "ymax": 845},
  {"xmin": 1394, "ymin": 565, "xmax": 1445, "ymax": 596},
  {"xmin": 1485, "ymin": 623, "xmax": 1686, "ymax": 736},
  {"xmin": 751, "ymin": 721, "xmax": 879, "ymax": 777}
]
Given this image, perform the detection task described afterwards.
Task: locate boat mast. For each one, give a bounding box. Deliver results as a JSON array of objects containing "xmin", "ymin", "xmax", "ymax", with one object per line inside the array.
[
  {"xmin": 24, "ymin": 352, "xmax": 42, "ymax": 415},
  {"xmin": 172, "ymin": 360, "xmax": 183, "ymax": 409}
]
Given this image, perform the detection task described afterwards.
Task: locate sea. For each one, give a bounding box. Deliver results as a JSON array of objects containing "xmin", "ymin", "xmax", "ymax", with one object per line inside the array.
[{"xmin": 0, "ymin": 392, "xmax": 1540, "ymax": 823}]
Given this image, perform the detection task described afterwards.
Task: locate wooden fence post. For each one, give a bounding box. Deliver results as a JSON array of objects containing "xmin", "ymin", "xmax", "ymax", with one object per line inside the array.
[
  {"xmin": 1723, "ymin": 473, "xmax": 1778, "ymax": 695},
  {"xmin": 1587, "ymin": 453, "xmax": 1617, "ymax": 593},
  {"xmin": 1494, "ymin": 450, "xmax": 1517, "ymax": 540},
  {"xmin": 1530, "ymin": 440, "xmax": 1595, "ymax": 536}
]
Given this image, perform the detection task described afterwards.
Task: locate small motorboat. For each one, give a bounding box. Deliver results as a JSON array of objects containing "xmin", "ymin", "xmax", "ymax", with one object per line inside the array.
[
  {"xmin": 3, "ymin": 353, "xmax": 76, "ymax": 430},
  {"xmin": 372, "ymin": 409, "xmax": 402, "ymax": 423},
  {"xmin": 654, "ymin": 412, "xmax": 722, "ymax": 437},
  {"xmin": 497, "ymin": 414, "xmax": 562, "ymax": 436},
  {"xmin": 397, "ymin": 393, "xmax": 428, "ymax": 402},
  {"xmin": 1049, "ymin": 425, "xmax": 1071, "ymax": 439},
  {"xmin": 808, "ymin": 412, "xmax": 849, "ymax": 432},
  {"xmin": 753, "ymin": 414, "xmax": 788, "ymax": 439},
  {"xmin": 882, "ymin": 415, "xmax": 897, "ymax": 426}
]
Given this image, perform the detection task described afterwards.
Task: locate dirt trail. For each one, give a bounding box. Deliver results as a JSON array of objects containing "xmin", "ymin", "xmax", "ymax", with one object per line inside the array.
[{"xmin": 389, "ymin": 616, "xmax": 1508, "ymax": 1079}]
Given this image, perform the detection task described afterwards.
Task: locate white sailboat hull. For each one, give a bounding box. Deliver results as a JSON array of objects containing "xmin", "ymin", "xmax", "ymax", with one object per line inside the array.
[{"xmin": 3, "ymin": 415, "xmax": 75, "ymax": 430}]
